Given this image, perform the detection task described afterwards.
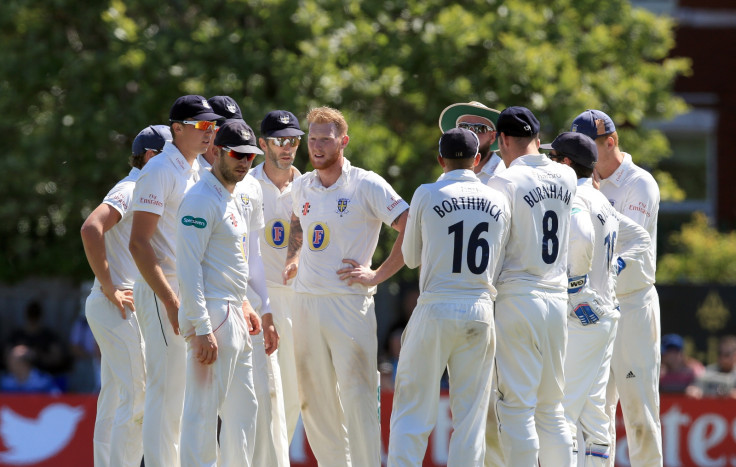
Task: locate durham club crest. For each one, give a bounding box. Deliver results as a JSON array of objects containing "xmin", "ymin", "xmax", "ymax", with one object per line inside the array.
[{"xmin": 336, "ymin": 198, "xmax": 350, "ymax": 216}]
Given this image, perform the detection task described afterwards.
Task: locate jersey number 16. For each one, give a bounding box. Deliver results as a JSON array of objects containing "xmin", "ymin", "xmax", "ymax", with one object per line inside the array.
[{"xmin": 448, "ymin": 221, "xmax": 490, "ymax": 274}]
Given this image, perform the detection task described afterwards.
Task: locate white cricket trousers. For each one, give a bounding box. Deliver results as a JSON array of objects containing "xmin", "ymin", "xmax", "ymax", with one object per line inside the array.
[
  {"xmin": 85, "ymin": 288, "xmax": 145, "ymax": 467},
  {"xmin": 252, "ymin": 331, "xmax": 290, "ymax": 467},
  {"xmin": 134, "ymin": 278, "xmax": 186, "ymax": 467},
  {"xmin": 180, "ymin": 299, "xmax": 257, "ymax": 467},
  {"xmin": 605, "ymin": 285, "xmax": 662, "ymax": 467},
  {"xmin": 293, "ymin": 293, "xmax": 380, "ymax": 467},
  {"xmin": 484, "ymin": 374, "xmax": 505, "ymax": 467},
  {"xmin": 494, "ymin": 288, "xmax": 573, "ymax": 466},
  {"xmin": 563, "ymin": 312, "xmax": 619, "ymax": 467},
  {"xmin": 388, "ymin": 299, "xmax": 495, "ymax": 467},
  {"xmin": 268, "ymin": 286, "xmax": 300, "ymax": 442}
]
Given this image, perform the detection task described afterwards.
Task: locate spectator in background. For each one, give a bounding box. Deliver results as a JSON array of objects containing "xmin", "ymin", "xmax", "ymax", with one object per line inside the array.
[
  {"xmin": 6, "ymin": 301, "xmax": 68, "ymax": 377},
  {"xmin": 1, "ymin": 345, "xmax": 61, "ymax": 394},
  {"xmin": 659, "ymin": 333, "xmax": 704, "ymax": 394},
  {"xmin": 689, "ymin": 335, "xmax": 736, "ymax": 399},
  {"xmin": 68, "ymin": 313, "xmax": 102, "ymax": 393}
]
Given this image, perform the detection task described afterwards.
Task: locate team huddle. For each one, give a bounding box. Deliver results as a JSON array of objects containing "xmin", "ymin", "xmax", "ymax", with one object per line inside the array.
[{"xmin": 80, "ymin": 95, "xmax": 661, "ymax": 467}]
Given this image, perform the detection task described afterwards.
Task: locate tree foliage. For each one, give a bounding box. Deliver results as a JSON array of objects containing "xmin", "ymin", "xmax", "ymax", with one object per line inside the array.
[
  {"xmin": 658, "ymin": 213, "xmax": 736, "ymax": 284},
  {"xmin": 0, "ymin": 0, "xmax": 689, "ymax": 281}
]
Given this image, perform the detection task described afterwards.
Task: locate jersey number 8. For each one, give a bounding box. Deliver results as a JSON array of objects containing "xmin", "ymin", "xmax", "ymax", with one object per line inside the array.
[{"xmin": 542, "ymin": 210, "xmax": 559, "ymax": 264}]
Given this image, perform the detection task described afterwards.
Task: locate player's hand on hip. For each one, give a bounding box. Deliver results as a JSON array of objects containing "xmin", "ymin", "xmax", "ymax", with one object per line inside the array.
[
  {"xmin": 282, "ymin": 262, "xmax": 298, "ymax": 285},
  {"xmin": 164, "ymin": 297, "xmax": 181, "ymax": 335},
  {"xmin": 193, "ymin": 333, "xmax": 218, "ymax": 364},
  {"xmin": 338, "ymin": 259, "xmax": 377, "ymax": 286},
  {"xmin": 243, "ymin": 301, "xmax": 262, "ymax": 335},
  {"xmin": 261, "ymin": 313, "xmax": 280, "ymax": 356},
  {"xmin": 104, "ymin": 288, "xmax": 135, "ymax": 319}
]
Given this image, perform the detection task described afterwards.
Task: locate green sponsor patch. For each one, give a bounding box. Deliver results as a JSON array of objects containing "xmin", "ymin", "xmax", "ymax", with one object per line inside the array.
[
  {"xmin": 571, "ymin": 207, "xmax": 582, "ymax": 215},
  {"xmin": 181, "ymin": 215, "xmax": 207, "ymax": 229}
]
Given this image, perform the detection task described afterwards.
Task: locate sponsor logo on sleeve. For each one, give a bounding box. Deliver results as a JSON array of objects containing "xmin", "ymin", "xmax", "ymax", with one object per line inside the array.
[
  {"xmin": 181, "ymin": 216, "xmax": 207, "ymax": 229},
  {"xmin": 308, "ymin": 222, "xmax": 330, "ymax": 251},
  {"xmin": 140, "ymin": 194, "xmax": 163, "ymax": 207},
  {"xmin": 386, "ymin": 196, "xmax": 403, "ymax": 212}
]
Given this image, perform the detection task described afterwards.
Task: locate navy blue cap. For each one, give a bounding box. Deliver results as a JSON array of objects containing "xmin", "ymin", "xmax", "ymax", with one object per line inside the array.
[
  {"xmin": 497, "ymin": 106, "xmax": 540, "ymax": 137},
  {"xmin": 207, "ymin": 96, "xmax": 243, "ymax": 122},
  {"xmin": 169, "ymin": 95, "xmax": 222, "ymax": 122},
  {"xmin": 540, "ymin": 132, "xmax": 598, "ymax": 169},
  {"xmin": 439, "ymin": 128, "xmax": 480, "ymax": 159},
  {"xmin": 571, "ymin": 109, "xmax": 616, "ymax": 140},
  {"xmin": 214, "ymin": 120, "xmax": 264, "ymax": 155},
  {"xmin": 260, "ymin": 110, "xmax": 304, "ymax": 137},
  {"xmin": 132, "ymin": 125, "xmax": 171, "ymax": 155},
  {"xmin": 662, "ymin": 334, "xmax": 684, "ymax": 352}
]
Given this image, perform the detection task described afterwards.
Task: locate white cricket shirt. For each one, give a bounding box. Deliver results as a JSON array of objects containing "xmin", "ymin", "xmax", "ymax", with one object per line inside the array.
[
  {"xmin": 197, "ymin": 154, "xmax": 212, "ymax": 175},
  {"xmin": 291, "ymin": 158, "xmax": 409, "ymax": 296},
  {"xmin": 599, "ymin": 152, "xmax": 659, "ymax": 294},
  {"xmin": 176, "ymin": 170, "xmax": 263, "ymax": 336},
  {"xmin": 476, "ymin": 153, "xmax": 506, "ymax": 185},
  {"xmin": 250, "ymin": 162, "xmax": 302, "ymax": 289},
  {"xmin": 487, "ymin": 154, "xmax": 577, "ymax": 292},
  {"xmin": 402, "ymin": 169, "xmax": 510, "ymax": 303},
  {"xmin": 130, "ymin": 141, "xmax": 200, "ymax": 278},
  {"xmin": 94, "ymin": 167, "xmax": 141, "ymax": 290}
]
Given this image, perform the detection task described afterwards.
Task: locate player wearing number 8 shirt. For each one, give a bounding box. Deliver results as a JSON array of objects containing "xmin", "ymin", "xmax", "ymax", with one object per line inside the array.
[
  {"xmin": 388, "ymin": 128, "xmax": 510, "ymax": 467},
  {"xmin": 486, "ymin": 106, "xmax": 577, "ymax": 466}
]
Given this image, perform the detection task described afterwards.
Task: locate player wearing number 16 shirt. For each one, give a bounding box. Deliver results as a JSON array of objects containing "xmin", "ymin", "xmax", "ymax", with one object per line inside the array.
[
  {"xmin": 486, "ymin": 107, "xmax": 577, "ymax": 466},
  {"xmin": 388, "ymin": 128, "xmax": 510, "ymax": 467}
]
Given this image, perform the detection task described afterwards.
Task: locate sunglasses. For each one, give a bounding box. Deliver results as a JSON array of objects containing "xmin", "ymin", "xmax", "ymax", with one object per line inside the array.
[
  {"xmin": 222, "ymin": 147, "xmax": 257, "ymax": 162},
  {"xmin": 267, "ymin": 136, "xmax": 301, "ymax": 147},
  {"xmin": 172, "ymin": 120, "xmax": 217, "ymax": 131},
  {"xmin": 457, "ymin": 122, "xmax": 494, "ymax": 134}
]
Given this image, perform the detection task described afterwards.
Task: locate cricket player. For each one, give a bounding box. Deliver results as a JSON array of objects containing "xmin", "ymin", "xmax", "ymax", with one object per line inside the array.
[
  {"xmin": 81, "ymin": 124, "xmax": 169, "ymax": 467},
  {"xmin": 177, "ymin": 120, "xmax": 265, "ymax": 466},
  {"xmin": 252, "ymin": 109, "xmax": 305, "ymax": 444},
  {"xmin": 439, "ymin": 100, "xmax": 506, "ymax": 466},
  {"xmin": 282, "ymin": 106, "xmax": 409, "ymax": 467},
  {"xmin": 439, "ymin": 101, "xmax": 505, "ymax": 184},
  {"xmin": 571, "ymin": 109, "xmax": 662, "ymax": 466},
  {"xmin": 197, "ymin": 95, "xmax": 246, "ymax": 172},
  {"xmin": 544, "ymin": 132, "xmax": 651, "ymax": 466},
  {"xmin": 238, "ymin": 167, "xmax": 288, "ymax": 467},
  {"xmin": 487, "ymin": 106, "xmax": 577, "ymax": 466},
  {"xmin": 129, "ymin": 95, "xmax": 221, "ymax": 466},
  {"xmin": 388, "ymin": 128, "xmax": 510, "ymax": 466}
]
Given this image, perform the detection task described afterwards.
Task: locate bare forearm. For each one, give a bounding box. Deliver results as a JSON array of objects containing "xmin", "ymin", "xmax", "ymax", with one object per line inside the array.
[
  {"xmin": 81, "ymin": 223, "xmax": 115, "ymax": 291},
  {"xmin": 372, "ymin": 228, "xmax": 406, "ymax": 284},
  {"xmin": 285, "ymin": 214, "xmax": 303, "ymax": 264},
  {"xmin": 130, "ymin": 239, "xmax": 177, "ymax": 305}
]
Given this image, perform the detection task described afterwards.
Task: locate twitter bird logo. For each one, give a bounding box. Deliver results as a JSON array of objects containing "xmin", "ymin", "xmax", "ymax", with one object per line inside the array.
[{"xmin": 0, "ymin": 404, "xmax": 85, "ymax": 465}]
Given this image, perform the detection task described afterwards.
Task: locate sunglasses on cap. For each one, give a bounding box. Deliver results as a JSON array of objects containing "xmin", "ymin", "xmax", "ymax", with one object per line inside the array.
[
  {"xmin": 221, "ymin": 147, "xmax": 257, "ymax": 162},
  {"xmin": 457, "ymin": 122, "xmax": 494, "ymax": 135},
  {"xmin": 266, "ymin": 136, "xmax": 301, "ymax": 147},
  {"xmin": 172, "ymin": 120, "xmax": 217, "ymax": 131}
]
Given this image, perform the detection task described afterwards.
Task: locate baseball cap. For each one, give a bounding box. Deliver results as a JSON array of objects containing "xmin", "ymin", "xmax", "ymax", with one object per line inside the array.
[
  {"xmin": 540, "ymin": 132, "xmax": 598, "ymax": 169},
  {"xmin": 132, "ymin": 125, "xmax": 172, "ymax": 155},
  {"xmin": 207, "ymin": 96, "xmax": 243, "ymax": 122},
  {"xmin": 214, "ymin": 120, "xmax": 264, "ymax": 155},
  {"xmin": 496, "ymin": 106, "xmax": 540, "ymax": 137},
  {"xmin": 169, "ymin": 95, "xmax": 223, "ymax": 122},
  {"xmin": 439, "ymin": 128, "xmax": 480, "ymax": 159},
  {"xmin": 571, "ymin": 109, "xmax": 616, "ymax": 139},
  {"xmin": 261, "ymin": 110, "xmax": 305, "ymax": 137},
  {"xmin": 662, "ymin": 334, "xmax": 684, "ymax": 352}
]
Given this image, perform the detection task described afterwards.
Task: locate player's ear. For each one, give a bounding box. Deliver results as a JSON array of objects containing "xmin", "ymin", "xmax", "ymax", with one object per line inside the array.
[
  {"xmin": 258, "ymin": 137, "xmax": 268, "ymax": 151},
  {"xmin": 341, "ymin": 134, "xmax": 350, "ymax": 148},
  {"xmin": 437, "ymin": 155, "xmax": 445, "ymax": 168},
  {"xmin": 473, "ymin": 153, "xmax": 481, "ymax": 167}
]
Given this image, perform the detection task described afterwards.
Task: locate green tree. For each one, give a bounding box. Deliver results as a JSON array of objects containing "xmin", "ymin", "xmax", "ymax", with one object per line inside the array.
[
  {"xmin": 658, "ymin": 212, "xmax": 736, "ymax": 284},
  {"xmin": 0, "ymin": 0, "xmax": 688, "ymax": 282}
]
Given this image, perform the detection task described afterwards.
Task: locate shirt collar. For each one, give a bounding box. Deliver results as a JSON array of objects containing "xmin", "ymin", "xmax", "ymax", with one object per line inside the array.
[
  {"xmin": 129, "ymin": 167, "xmax": 141, "ymax": 177},
  {"xmin": 577, "ymin": 177, "xmax": 593, "ymax": 187},
  {"xmin": 508, "ymin": 153, "xmax": 548, "ymax": 168},
  {"xmin": 250, "ymin": 162, "xmax": 301, "ymax": 187},
  {"xmin": 437, "ymin": 169, "xmax": 480, "ymax": 182},
  {"xmin": 202, "ymin": 168, "xmax": 232, "ymax": 201},
  {"xmin": 604, "ymin": 152, "xmax": 633, "ymax": 187},
  {"xmin": 163, "ymin": 141, "xmax": 199, "ymax": 175},
  {"xmin": 305, "ymin": 158, "xmax": 352, "ymax": 189}
]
